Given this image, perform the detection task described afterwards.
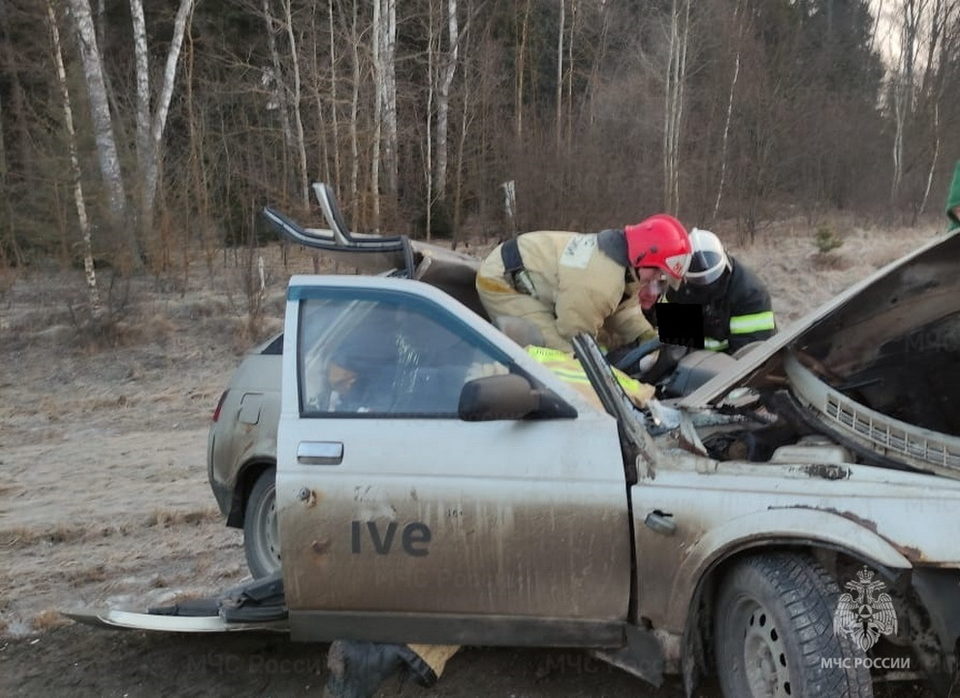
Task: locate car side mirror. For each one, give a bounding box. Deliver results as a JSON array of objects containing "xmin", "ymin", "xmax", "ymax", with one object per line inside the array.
[{"xmin": 458, "ymin": 374, "xmax": 540, "ymax": 421}]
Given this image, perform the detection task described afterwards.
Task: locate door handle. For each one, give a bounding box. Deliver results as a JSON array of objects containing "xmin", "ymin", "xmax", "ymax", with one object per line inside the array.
[{"xmin": 297, "ymin": 441, "xmax": 344, "ymax": 465}]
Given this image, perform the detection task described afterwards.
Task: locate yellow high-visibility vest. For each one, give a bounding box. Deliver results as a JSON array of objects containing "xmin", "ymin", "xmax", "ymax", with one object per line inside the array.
[{"xmin": 524, "ymin": 345, "xmax": 654, "ymax": 408}]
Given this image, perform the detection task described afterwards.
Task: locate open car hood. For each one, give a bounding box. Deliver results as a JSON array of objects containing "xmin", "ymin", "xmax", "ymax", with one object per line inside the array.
[
  {"xmin": 680, "ymin": 230, "xmax": 960, "ymax": 477},
  {"xmin": 681, "ymin": 230, "xmax": 959, "ymax": 409}
]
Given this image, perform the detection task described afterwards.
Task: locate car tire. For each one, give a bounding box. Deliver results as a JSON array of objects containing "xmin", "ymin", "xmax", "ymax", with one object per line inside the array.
[
  {"xmin": 714, "ymin": 552, "xmax": 873, "ymax": 698},
  {"xmin": 244, "ymin": 467, "xmax": 281, "ymax": 578}
]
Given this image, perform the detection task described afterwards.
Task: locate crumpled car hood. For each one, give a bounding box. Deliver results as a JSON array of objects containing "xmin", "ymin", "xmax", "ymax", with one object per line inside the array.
[
  {"xmin": 677, "ymin": 229, "xmax": 960, "ymax": 477},
  {"xmin": 680, "ymin": 230, "xmax": 959, "ymax": 410}
]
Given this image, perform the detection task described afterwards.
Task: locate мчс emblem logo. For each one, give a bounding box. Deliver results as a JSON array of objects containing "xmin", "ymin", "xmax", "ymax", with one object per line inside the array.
[{"xmin": 833, "ymin": 566, "xmax": 898, "ymax": 651}]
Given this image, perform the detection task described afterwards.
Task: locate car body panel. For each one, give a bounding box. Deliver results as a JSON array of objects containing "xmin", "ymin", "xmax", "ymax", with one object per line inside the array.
[
  {"xmin": 277, "ymin": 275, "xmax": 632, "ymax": 631},
  {"xmin": 285, "ymin": 610, "xmax": 627, "ymax": 647},
  {"xmin": 630, "ymin": 452, "xmax": 960, "ymax": 632},
  {"xmin": 207, "ymin": 348, "xmax": 281, "ymax": 520},
  {"xmin": 571, "ymin": 328, "xmax": 960, "ymax": 638}
]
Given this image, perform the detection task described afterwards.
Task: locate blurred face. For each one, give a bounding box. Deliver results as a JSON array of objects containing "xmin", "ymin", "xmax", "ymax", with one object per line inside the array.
[
  {"xmin": 953, "ymin": 205, "xmax": 960, "ymax": 220},
  {"xmin": 328, "ymin": 362, "xmax": 358, "ymax": 394},
  {"xmin": 635, "ymin": 267, "xmax": 667, "ymax": 310}
]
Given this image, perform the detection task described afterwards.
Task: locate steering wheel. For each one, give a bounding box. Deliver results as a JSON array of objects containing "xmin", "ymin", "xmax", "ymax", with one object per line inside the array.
[
  {"xmin": 608, "ymin": 339, "xmax": 690, "ymax": 384},
  {"xmin": 607, "ymin": 338, "xmax": 661, "ymax": 373}
]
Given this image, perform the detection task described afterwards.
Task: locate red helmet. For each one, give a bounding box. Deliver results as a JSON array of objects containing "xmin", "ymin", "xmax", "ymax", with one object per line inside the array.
[{"xmin": 624, "ymin": 214, "xmax": 692, "ymax": 287}]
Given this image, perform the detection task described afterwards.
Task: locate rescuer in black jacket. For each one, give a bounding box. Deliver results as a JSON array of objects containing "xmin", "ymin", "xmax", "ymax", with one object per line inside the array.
[{"xmin": 663, "ymin": 228, "xmax": 776, "ymax": 354}]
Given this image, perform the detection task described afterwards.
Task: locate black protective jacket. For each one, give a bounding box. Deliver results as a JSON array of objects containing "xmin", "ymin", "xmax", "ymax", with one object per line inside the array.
[{"xmin": 664, "ymin": 256, "xmax": 776, "ymax": 353}]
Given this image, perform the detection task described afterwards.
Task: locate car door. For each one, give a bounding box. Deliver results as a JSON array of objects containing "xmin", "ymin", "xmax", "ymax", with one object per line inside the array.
[{"xmin": 277, "ymin": 274, "xmax": 632, "ymax": 646}]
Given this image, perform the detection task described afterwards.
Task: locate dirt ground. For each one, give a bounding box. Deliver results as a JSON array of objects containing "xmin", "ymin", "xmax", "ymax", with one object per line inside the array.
[{"xmin": 0, "ymin": 218, "xmax": 943, "ymax": 697}]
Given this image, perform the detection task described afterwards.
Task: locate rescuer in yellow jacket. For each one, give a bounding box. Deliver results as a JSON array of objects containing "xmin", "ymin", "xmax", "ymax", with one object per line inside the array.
[{"xmin": 476, "ymin": 216, "xmax": 693, "ymax": 353}]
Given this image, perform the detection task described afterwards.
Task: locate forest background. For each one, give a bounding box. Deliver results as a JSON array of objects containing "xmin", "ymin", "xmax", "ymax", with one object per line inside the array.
[{"xmin": 1, "ymin": 0, "xmax": 959, "ymax": 302}]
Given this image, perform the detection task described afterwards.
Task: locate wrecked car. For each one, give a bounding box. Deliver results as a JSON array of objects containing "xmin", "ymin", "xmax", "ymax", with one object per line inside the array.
[
  {"xmin": 77, "ymin": 184, "xmax": 960, "ymax": 697},
  {"xmin": 206, "ymin": 184, "xmax": 485, "ymax": 578}
]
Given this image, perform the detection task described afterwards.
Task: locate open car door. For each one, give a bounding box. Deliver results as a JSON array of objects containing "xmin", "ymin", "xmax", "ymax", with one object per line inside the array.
[{"xmin": 276, "ymin": 274, "xmax": 633, "ymax": 647}]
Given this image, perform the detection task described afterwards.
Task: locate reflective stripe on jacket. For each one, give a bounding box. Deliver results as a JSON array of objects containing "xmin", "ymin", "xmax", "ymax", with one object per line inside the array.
[
  {"xmin": 667, "ymin": 255, "xmax": 776, "ymax": 353},
  {"xmin": 525, "ymin": 345, "xmax": 654, "ymax": 408}
]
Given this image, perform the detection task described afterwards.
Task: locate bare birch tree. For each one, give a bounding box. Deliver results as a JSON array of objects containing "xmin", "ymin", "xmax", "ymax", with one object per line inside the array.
[
  {"xmin": 281, "ymin": 0, "xmax": 309, "ymax": 208},
  {"xmin": 663, "ymin": 0, "xmax": 691, "ymax": 213},
  {"xmin": 424, "ymin": 0, "xmax": 437, "ymax": 239},
  {"xmin": 262, "ymin": 0, "xmax": 293, "ymax": 186},
  {"xmin": 64, "ymin": 0, "xmax": 139, "ymax": 265},
  {"xmin": 555, "ymin": 0, "xmax": 565, "ymax": 152},
  {"xmin": 382, "ymin": 0, "xmax": 398, "ymax": 198},
  {"xmin": 47, "ymin": 0, "xmax": 98, "ymax": 308},
  {"xmin": 130, "ymin": 0, "xmax": 150, "ymax": 181},
  {"xmin": 435, "ymin": 0, "xmax": 460, "ymax": 199},
  {"xmin": 714, "ymin": 0, "xmax": 745, "ymax": 221},
  {"xmin": 583, "ymin": 0, "xmax": 610, "ymax": 128},
  {"xmin": 515, "ymin": 0, "xmax": 532, "ymax": 138},
  {"xmin": 917, "ymin": 0, "xmax": 957, "ymax": 217},
  {"xmin": 453, "ymin": 9, "xmax": 475, "ymax": 239},
  {"xmin": 369, "ymin": 0, "xmax": 398, "ymax": 228},
  {"xmin": 565, "ymin": 0, "xmax": 577, "ymax": 152},
  {"xmin": 309, "ymin": 6, "xmax": 332, "ymax": 187},
  {"xmin": 891, "ymin": 0, "xmax": 923, "ymax": 201},
  {"xmin": 328, "ymin": 0, "xmax": 342, "ymax": 193},
  {"xmin": 129, "ymin": 0, "xmax": 196, "ymax": 240},
  {"xmin": 371, "ymin": 0, "xmax": 383, "ymax": 229},
  {"xmin": 347, "ymin": 0, "xmax": 361, "ymax": 224}
]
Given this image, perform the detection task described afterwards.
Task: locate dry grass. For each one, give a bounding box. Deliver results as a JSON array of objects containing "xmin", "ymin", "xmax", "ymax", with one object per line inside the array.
[
  {"xmin": 63, "ymin": 565, "xmax": 109, "ymax": 585},
  {"xmin": 163, "ymin": 590, "xmax": 205, "ymax": 604},
  {"xmin": 146, "ymin": 508, "xmax": 221, "ymax": 528},
  {"xmin": 729, "ymin": 217, "xmax": 936, "ymax": 326},
  {"xmin": 69, "ymin": 311, "xmax": 178, "ymax": 354},
  {"xmin": 2, "ymin": 522, "xmax": 136, "ymax": 549},
  {"xmin": 214, "ymin": 563, "xmax": 243, "ymax": 580},
  {"xmin": 0, "ymin": 242, "xmax": 348, "ymax": 355},
  {"xmin": 811, "ymin": 251, "xmax": 853, "ymax": 270},
  {"xmin": 32, "ymin": 609, "xmax": 71, "ymax": 632},
  {"xmin": 2, "ymin": 524, "xmax": 86, "ymax": 547}
]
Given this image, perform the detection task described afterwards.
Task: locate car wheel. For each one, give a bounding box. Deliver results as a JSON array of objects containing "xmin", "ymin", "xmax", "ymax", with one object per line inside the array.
[
  {"xmin": 714, "ymin": 553, "xmax": 872, "ymax": 698},
  {"xmin": 244, "ymin": 467, "xmax": 281, "ymax": 578}
]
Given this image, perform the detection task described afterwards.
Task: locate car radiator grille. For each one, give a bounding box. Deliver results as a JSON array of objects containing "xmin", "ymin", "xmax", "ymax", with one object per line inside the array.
[{"xmin": 784, "ymin": 351, "xmax": 960, "ymax": 476}]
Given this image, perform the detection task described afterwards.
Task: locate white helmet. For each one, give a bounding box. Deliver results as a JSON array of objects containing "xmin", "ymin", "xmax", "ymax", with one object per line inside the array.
[{"xmin": 684, "ymin": 228, "xmax": 730, "ymax": 286}]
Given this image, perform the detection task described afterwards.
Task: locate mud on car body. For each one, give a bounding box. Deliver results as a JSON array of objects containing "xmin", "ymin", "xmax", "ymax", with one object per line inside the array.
[{"xmin": 199, "ymin": 184, "xmax": 960, "ymax": 697}]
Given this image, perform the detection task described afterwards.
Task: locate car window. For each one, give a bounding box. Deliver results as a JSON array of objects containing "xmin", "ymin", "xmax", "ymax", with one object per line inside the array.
[{"xmin": 298, "ymin": 292, "xmax": 513, "ymax": 418}]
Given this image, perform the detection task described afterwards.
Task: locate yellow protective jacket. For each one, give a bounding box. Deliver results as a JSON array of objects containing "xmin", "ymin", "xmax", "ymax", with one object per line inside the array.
[
  {"xmin": 525, "ymin": 345, "xmax": 655, "ymax": 408},
  {"xmin": 480, "ymin": 231, "xmax": 656, "ymax": 352}
]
